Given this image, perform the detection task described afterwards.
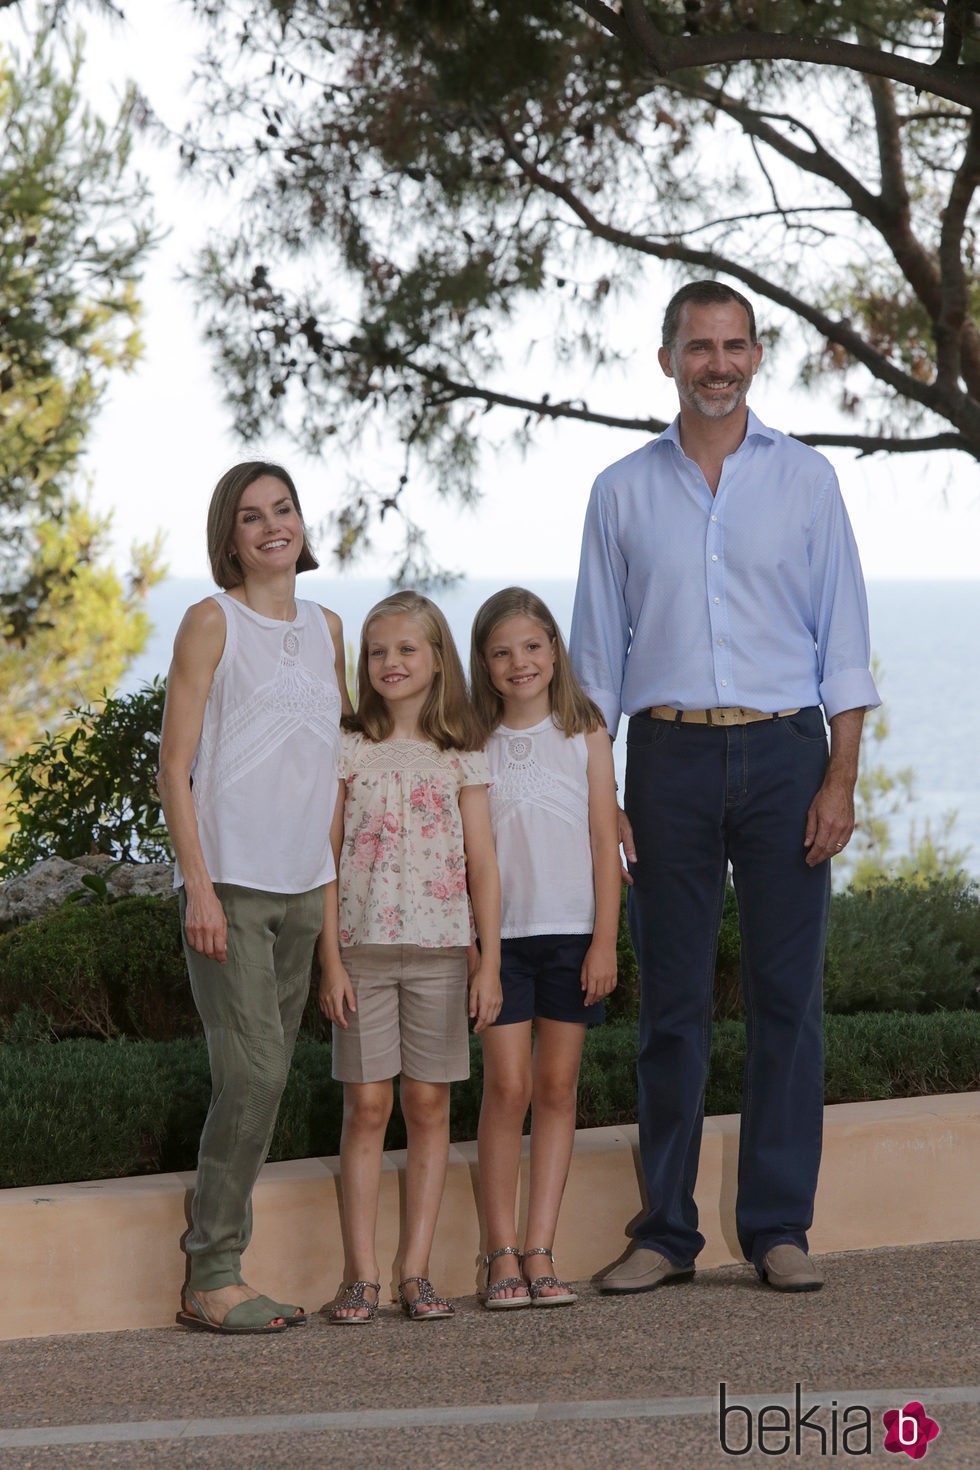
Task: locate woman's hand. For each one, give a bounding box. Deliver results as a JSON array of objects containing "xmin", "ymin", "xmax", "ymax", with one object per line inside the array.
[{"xmin": 183, "ymin": 884, "xmax": 228, "ymax": 963}]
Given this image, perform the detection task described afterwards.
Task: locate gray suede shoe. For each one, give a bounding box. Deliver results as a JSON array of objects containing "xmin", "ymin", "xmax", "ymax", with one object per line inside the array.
[
  {"xmin": 759, "ymin": 1244, "xmax": 824, "ymax": 1293},
  {"xmin": 598, "ymin": 1248, "xmax": 695, "ymax": 1295}
]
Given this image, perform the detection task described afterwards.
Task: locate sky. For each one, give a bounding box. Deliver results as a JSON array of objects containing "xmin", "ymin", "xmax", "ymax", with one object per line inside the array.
[{"xmin": 4, "ymin": 2, "xmax": 979, "ymax": 586}]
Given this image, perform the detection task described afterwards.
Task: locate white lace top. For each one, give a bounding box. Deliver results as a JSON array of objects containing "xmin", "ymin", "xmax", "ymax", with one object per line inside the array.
[
  {"xmin": 485, "ymin": 717, "xmax": 595, "ymax": 938},
  {"xmin": 337, "ymin": 731, "xmax": 490, "ymax": 947},
  {"xmin": 174, "ymin": 593, "xmax": 342, "ymax": 894}
]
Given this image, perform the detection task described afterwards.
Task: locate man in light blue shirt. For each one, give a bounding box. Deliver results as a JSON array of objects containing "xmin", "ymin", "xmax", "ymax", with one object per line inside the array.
[{"xmin": 570, "ymin": 281, "xmax": 880, "ymax": 1295}]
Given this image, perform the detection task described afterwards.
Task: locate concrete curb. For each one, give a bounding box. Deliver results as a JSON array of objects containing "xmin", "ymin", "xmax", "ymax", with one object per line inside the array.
[{"xmin": 1, "ymin": 1092, "xmax": 977, "ymax": 1340}]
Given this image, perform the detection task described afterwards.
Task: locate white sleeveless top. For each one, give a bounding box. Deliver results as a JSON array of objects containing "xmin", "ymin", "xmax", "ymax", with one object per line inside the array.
[
  {"xmin": 485, "ymin": 716, "xmax": 595, "ymax": 938},
  {"xmin": 174, "ymin": 593, "xmax": 342, "ymax": 894}
]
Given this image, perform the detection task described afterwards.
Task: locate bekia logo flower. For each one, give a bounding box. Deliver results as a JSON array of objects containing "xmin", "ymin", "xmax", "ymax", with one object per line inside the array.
[{"xmin": 882, "ymin": 1401, "xmax": 941, "ymax": 1459}]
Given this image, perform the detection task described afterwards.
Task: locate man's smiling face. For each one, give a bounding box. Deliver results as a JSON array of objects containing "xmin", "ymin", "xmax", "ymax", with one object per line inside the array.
[{"xmin": 659, "ymin": 300, "xmax": 763, "ymax": 421}]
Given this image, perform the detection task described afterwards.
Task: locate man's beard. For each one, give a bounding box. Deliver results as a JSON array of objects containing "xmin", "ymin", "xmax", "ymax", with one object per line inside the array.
[{"xmin": 686, "ymin": 375, "xmax": 750, "ymax": 419}]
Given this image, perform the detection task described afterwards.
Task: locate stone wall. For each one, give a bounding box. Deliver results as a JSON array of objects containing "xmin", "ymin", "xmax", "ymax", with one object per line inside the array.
[{"xmin": 0, "ymin": 856, "xmax": 173, "ymax": 932}]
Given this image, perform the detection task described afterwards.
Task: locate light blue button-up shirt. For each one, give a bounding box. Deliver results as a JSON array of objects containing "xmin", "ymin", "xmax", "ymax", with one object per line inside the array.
[{"xmin": 569, "ymin": 409, "xmax": 881, "ymax": 737}]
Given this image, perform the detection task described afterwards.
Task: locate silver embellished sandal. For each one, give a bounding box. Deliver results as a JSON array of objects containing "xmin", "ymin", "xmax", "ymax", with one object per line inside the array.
[
  {"xmin": 397, "ymin": 1276, "xmax": 455, "ymax": 1321},
  {"xmin": 328, "ymin": 1280, "xmax": 380, "ymax": 1325},
  {"xmin": 521, "ymin": 1247, "xmax": 578, "ymax": 1307},
  {"xmin": 481, "ymin": 1245, "xmax": 531, "ymax": 1311}
]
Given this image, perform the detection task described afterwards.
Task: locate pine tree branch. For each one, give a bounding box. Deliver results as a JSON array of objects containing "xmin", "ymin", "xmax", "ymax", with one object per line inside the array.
[
  {"xmin": 577, "ymin": 0, "xmax": 980, "ymax": 110},
  {"xmin": 487, "ymin": 113, "xmax": 980, "ymax": 444}
]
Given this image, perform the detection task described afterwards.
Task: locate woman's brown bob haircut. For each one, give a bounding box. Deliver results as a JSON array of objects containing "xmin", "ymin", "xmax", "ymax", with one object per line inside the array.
[
  {"xmin": 352, "ymin": 590, "xmax": 481, "ymax": 752},
  {"xmin": 206, "ymin": 461, "xmax": 319, "ymax": 590},
  {"xmin": 470, "ymin": 586, "xmax": 606, "ymax": 742}
]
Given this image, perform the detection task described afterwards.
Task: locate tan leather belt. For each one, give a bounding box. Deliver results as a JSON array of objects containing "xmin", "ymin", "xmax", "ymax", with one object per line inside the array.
[{"xmin": 648, "ymin": 705, "xmax": 800, "ymax": 727}]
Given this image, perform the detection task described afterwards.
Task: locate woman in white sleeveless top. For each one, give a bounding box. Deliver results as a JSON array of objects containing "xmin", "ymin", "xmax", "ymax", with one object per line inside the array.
[{"xmin": 158, "ymin": 462, "xmax": 351, "ymax": 1335}]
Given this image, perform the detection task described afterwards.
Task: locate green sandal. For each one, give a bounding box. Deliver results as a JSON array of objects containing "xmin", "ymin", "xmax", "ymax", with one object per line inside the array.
[
  {"xmin": 254, "ymin": 1293, "xmax": 306, "ymax": 1327},
  {"xmin": 176, "ymin": 1289, "xmax": 288, "ymax": 1335}
]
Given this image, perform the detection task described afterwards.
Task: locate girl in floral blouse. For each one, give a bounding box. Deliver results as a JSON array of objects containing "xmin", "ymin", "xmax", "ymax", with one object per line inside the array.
[{"xmin": 319, "ymin": 591, "xmax": 501, "ymax": 1323}]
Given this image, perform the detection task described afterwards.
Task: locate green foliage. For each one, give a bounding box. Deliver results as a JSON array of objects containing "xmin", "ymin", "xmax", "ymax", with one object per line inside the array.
[
  {"xmin": 0, "ymin": 894, "xmax": 195, "ymax": 1040},
  {"xmin": 825, "ymin": 876, "xmax": 980, "ymax": 1014},
  {"xmin": 611, "ymin": 870, "xmax": 980, "ymax": 1020},
  {"xmin": 606, "ymin": 887, "xmax": 640, "ymax": 1024},
  {"xmin": 0, "ymin": 24, "xmax": 151, "ymax": 533},
  {"xmin": 0, "ymin": 680, "xmax": 171, "ymax": 873},
  {"xmin": 842, "ymin": 666, "xmax": 971, "ymax": 889},
  {"xmin": 182, "ymin": 1, "xmax": 978, "ymax": 579},
  {"xmin": 0, "ymin": 16, "xmax": 160, "ymax": 820},
  {"xmin": 3, "ymin": 1011, "xmax": 978, "ymax": 1188},
  {"xmin": 0, "ymin": 1038, "xmax": 176, "ymax": 1187}
]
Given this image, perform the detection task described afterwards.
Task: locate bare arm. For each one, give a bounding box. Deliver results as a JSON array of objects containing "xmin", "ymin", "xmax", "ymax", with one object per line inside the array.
[
  {"xmin": 157, "ymin": 600, "xmax": 227, "ymax": 960},
  {"xmin": 318, "ymin": 780, "xmax": 356, "ymax": 1025},
  {"xmin": 459, "ymin": 783, "xmax": 502, "ymax": 1032},
  {"xmin": 321, "ymin": 606, "xmax": 354, "ymax": 717},
  {"xmin": 804, "ymin": 706, "xmax": 866, "ymax": 866},
  {"xmin": 582, "ymin": 729, "xmax": 621, "ymax": 1004}
]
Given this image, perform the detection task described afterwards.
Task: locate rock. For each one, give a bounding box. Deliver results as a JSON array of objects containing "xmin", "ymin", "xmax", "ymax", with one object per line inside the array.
[{"xmin": 0, "ymin": 856, "xmax": 174, "ymax": 931}]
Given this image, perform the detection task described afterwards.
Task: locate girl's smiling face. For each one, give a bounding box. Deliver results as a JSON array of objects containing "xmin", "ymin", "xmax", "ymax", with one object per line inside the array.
[
  {"xmin": 366, "ymin": 614, "xmax": 438, "ymax": 706},
  {"xmin": 229, "ymin": 475, "xmax": 304, "ymax": 575},
  {"xmin": 483, "ymin": 615, "xmax": 556, "ymax": 718}
]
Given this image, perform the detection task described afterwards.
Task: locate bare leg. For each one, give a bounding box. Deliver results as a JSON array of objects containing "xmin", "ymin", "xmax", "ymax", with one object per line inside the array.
[
  {"xmin": 523, "ymin": 1019, "xmax": 586, "ymax": 1297},
  {"xmin": 334, "ymin": 1079, "xmax": 392, "ymax": 1320},
  {"xmin": 477, "ymin": 1022, "xmax": 533, "ymax": 1299},
  {"xmin": 398, "ymin": 1076, "xmax": 453, "ymax": 1315}
]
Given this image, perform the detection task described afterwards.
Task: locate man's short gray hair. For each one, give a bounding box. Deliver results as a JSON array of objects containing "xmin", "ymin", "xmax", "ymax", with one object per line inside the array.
[{"xmin": 662, "ymin": 281, "xmax": 758, "ymax": 350}]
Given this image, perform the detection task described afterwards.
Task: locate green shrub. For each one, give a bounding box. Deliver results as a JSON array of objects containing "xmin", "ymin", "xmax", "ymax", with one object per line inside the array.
[
  {"xmin": 605, "ymin": 892, "xmax": 640, "ymax": 1023},
  {"xmin": 0, "ymin": 680, "xmax": 171, "ymax": 875},
  {"xmin": 611, "ymin": 874, "xmax": 980, "ymax": 1020},
  {"xmin": 3, "ymin": 1013, "xmax": 976, "ymax": 1189},
  {"xmin": 823, "ymin": 1012, "xmax": 980, "ymax": 1100},
  {"xmin": 606, "ymin": 883, "xmax": 742, "ymax": 1023},
  {"xmin": 824, "ymin": 876, "xmax": 980, "ymax": 1013},
  {"xmin": 0, "ymin": 1040, "xmax": 175, "ymax": 1187},
  {"xmin": 0, "ymin": 895, "xmax": 198, "ymax": 1041}
]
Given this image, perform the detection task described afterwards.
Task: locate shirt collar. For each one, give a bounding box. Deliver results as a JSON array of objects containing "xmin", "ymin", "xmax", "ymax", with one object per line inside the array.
[{"xmin": 657, "ymin": 406, "xmax": 775, "ymax": 450}]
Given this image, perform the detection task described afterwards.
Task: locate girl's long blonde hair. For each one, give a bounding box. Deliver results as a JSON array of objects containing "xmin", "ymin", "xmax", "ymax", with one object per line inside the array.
[
  {"xmin": 470, "ymin": 587, "xmax": 606, "ymax": 742},
  {"xmin": 352, "ymin": 590, "xmax": 481, "ymax": 752}
]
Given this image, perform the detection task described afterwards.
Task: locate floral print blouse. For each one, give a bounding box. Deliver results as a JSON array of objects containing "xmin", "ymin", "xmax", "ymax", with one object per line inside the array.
[{"xmin": 337, "ymin": 731, "xmax": 490, "ymax": 948}]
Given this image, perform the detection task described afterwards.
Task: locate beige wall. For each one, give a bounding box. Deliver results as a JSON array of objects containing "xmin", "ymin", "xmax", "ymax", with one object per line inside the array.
[{"xmin": 1, "ymin": 1092, "xmax": 977, "ymax": 1340}]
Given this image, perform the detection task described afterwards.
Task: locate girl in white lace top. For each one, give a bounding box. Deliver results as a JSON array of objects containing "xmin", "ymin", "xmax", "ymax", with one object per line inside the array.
[
  {"xmin": 469, "ymin": 588, "xmax": 621, "ymax": 1310},
  {"xmin": 319, "ymin": 591, "xmax": 501, "ymax": 1323}
]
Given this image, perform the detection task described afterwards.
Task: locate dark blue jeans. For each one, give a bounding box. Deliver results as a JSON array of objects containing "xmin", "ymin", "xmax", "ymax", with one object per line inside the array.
[{"xmin": 624, "ymin": 708, "xmax": 831, "ymax": 1269}]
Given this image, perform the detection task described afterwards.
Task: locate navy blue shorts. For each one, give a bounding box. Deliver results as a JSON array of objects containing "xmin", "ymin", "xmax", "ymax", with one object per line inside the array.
[{"xmin": 494, "ymin": 933, "xmax": 606, "ymax": 1027}]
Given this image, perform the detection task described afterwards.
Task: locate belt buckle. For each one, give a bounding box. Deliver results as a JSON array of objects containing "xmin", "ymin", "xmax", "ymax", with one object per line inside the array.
[{"xmin": 712, "ymin": 707, "xmax": 738, "ymax": 726}]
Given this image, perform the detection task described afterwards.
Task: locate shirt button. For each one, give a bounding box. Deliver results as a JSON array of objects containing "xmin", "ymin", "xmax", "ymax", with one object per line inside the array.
[
  {"xmin": 717, "ymin": 638, "xmax": 724, "ymax": 646},
  {"xmin": 721, "ymin": 680, "xmax": 729, "ymax": 687},
  {"xmin": 713, "ymin": 597, "xmax": 720, "ymax": 604},
  {"xmin": 711, "ymin": 515, "xmax": 718, "ymax": 522},
  {"xmin": 711, "ymin": 554, "xmax": 719, "ymax": 562}
]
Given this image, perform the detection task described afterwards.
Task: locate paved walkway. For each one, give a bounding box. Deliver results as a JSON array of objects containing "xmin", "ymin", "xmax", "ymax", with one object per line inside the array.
[{"xmin": 0, "ymin": 1241, "xmax": 976, "ymax": 1468}]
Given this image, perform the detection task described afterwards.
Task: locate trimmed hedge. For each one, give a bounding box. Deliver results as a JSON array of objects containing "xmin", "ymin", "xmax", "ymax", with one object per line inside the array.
[
  {"xmin": 2, "ymin": 1012, "xmax": 978, "ymax": 1189},
  {"xmin": 3, "ymin": 875, "xmax": 977, "ymax": 1041},
  {"xmin": 0, "ymin": 895, "xmax": 199, "ymax": 1041},
  {"xmin": 607, "ymin": 875, "xmax": 980, "ymax": 1023}
]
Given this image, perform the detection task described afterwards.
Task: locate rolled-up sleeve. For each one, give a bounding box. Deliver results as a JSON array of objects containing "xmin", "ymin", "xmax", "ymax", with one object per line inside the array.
[
  {"xmin": 809, "ymin": 473, "xmax": 881, "ymax": 720},
  {"xmin": 570, "ymin": 478, "xmax": 631, "ymax": 736}
]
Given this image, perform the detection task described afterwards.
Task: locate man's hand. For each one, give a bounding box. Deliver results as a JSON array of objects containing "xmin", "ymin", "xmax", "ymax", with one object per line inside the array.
[
  {"xmin": 803, "ymin": 775, "xmax": 855, "ymax": 866},
  {"xmin": 618, "ymin": 808, "xmax": 636, "ymax": 884},
  {"xmin": 803, "ymin": 706, "xmax": 865, "ymax": 866}
]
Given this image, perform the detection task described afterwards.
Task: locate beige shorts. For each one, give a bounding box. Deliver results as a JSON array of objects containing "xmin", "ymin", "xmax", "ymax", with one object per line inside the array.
[{"xmin": 331, "ymin": 944, "xmax": 470, "ymax": 1084}]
